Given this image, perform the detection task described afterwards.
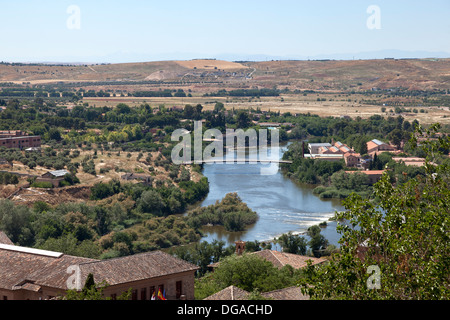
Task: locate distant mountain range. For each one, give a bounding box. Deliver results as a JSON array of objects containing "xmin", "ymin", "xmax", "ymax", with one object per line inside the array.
[{"xmin": 3, "ymin": 50, "xmax": 450, "ymax": 65}]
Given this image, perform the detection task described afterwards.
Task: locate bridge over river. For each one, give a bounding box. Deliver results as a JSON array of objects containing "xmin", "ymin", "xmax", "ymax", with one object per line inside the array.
[{"xmin": 178, "ymin": 159, "xmax": 293, "ymax": 164}]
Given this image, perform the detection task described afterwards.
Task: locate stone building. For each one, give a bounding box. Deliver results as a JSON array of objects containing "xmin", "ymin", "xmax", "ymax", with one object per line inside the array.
[
  {"xmin": 35, "ymin": 170, "xmax": 71, "ymax": 187},
  {"xmin": 0, "ymin": 136, "xmax": 41, "ymax": 150},
  {"xmin": 0, "ymin": 235, "xmax": 198, "ymax": 300}
]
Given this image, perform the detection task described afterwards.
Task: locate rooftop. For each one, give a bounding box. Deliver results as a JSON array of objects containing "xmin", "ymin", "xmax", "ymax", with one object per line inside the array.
[
  {"xmin": 0, "ymin": 240, "xmax": 199, "ymax": 292},
  {"xmin": 371, "ymin": 139, "xmax": 385, "ymax": 146},
  {"xmin": 203, "ymin": 285, "xmax": 310, "ymax": 300},
  {"xmin": 204, "ymin": 285, "xmax": 249, "ymax": 300},
  {"xmin": 49, "ymin": 170, "xmax": 70, "ymax": 177},
  {"xmin": 346, "ymin": 170, "xmax": 385, "ymax": 175},
  {"xmin": 0, "ymin": 243, "xmax": 63, "ymax": 258},
  {"xmin": 251, "ymin": 250, "xmax": 326, "ymax": 269},
  {"xmin": 0, "ymin": 232, "xmax": 14, "ymax": 245},
  {"xmin": 308, "ymin": 143, "xmax": 332, "ymax": 147}
]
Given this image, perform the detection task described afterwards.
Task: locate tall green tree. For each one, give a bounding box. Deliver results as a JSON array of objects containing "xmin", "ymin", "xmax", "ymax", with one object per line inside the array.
[{"xmin": 276, "ymin": 232, "xmax": 307, "ymax": 255}]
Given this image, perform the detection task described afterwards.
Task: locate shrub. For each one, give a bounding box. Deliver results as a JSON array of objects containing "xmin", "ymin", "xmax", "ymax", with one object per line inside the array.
[{"xmin": 31, "ymin": 181, "xmax": 54, "ymax": 188}]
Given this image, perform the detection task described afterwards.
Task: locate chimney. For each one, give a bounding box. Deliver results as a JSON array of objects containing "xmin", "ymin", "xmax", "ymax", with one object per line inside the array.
[{"xmin": 235, "ymin": 241, "xmax": 245, "ymax": 255}]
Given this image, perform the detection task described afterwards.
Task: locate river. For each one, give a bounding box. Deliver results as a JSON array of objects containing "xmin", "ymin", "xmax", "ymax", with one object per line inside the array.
[{"xmin": 197, "ymin": 142, "xmax": 345, "ymax": 247}]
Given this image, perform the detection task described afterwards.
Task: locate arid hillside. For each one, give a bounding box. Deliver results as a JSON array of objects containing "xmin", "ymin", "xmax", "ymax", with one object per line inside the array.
[
  {"xmin": 1, "ymin": 58, "xmax": 449, "ymax": 92},
  {"xmin": 0, "ymin": 59, "xmax": 250, "ymax": 84},
  {"xmin": 244, "ymin": 58, "xmax": 450, "ymax": 91}
]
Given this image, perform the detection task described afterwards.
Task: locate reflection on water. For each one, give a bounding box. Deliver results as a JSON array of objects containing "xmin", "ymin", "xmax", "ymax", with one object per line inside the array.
[{"xmin": 197, "ymin": 142, "xmax": 345, "ymax": 247}]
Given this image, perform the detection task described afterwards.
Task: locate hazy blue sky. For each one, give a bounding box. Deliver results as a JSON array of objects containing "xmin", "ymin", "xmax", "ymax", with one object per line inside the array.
[{"xmin": 0, "ymin": 0, "xmax": 449, "ymax": 62}]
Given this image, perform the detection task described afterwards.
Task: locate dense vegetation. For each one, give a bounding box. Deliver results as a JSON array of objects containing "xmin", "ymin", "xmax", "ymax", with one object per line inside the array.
[
  {"xmin": 0, "ymin": 176, "xmax": 209, "ymax": 258},
  {"xmin": 0, "ymin": 90, "xmax": 449, "ymax": 300},
  {"xmin": 299, "ymin": 125, "xmax": 450, "ymax": 299},
  {"xmin": 188, "ymin": 192, "xmax": 258, "ymax": 232}
]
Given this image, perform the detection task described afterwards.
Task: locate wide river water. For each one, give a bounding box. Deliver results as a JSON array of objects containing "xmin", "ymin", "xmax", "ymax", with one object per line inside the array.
[{"xmin": 197, "ymin": 142, "xmax": 345, "ymax": 247}]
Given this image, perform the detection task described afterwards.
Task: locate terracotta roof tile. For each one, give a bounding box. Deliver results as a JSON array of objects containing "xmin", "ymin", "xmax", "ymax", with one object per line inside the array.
[
  {"xmin": 262, "ymin": 286, "xmax": 310, "ymax": 300},
  {"xmin": 0, "ymin": 245, "xmax": 199, "ymax": 291},
  {"xmin": 204, "ymin": 286, "xmax": 249, "ymax": 300},
  {"xmin": 251, "ymin": 250, "xmax": 326, "ymax": 269},
  {"xmin": 0, "ymin": 231, "xmax": 14, "ymax": 245}
]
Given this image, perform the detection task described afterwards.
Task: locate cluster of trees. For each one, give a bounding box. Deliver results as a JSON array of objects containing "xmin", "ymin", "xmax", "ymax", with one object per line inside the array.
[
  {"xmin": 132, "ymin": 90, "xmax": 173, "ymax": 97},
  {"xmin": 0, "ymin": 146, "xmax": 73, "ymax": 171},
  {"xmin": 203, "ymin": 88, "xmax": 280, "ymax": 97},
  {"xmin": 282, "ymin": 146, "xmax": 344, "ymax": 185},
  {"xmin": 0, "ymin": 171, "xmax": 18, "ymax": 185},
  {"xmin": 194, "ymin": 253, "xmax": 302, "ymax": 299},
  {"xmin": 187, "ymin": 193, "xmax": 258, "ymax": 232},
  {"xmin": 312, "ymin": 171, "xmax": 373, "ymax": 199},
  {"xmin": 0, "ymin": 175, "xmax": 210, "ymax": 258},
  {"xmin": 276, "ymin": 226, "xmax": 334, "ymax": 258}
]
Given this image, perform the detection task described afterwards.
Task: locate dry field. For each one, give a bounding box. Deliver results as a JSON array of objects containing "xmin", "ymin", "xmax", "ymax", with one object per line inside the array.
[
  {"xmin": 174, "ymin": 59, "xmax": 249, "ymax": 70},
  {"xmin": 2, "ymin": 146, "xmax": 202, "ymax": 206},
  {"xmin": 83, "ymin": 93, "xmax": 450, "ymax": 125},
  {"xmin": 2, "ymin": 58, "xmax": 449, "ymax": 91}
]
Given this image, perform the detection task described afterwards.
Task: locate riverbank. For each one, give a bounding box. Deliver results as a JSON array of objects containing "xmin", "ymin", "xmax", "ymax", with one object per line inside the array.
[{"xmin": 195, "ymin": 142, "xmax": 345, "ymax": 247}]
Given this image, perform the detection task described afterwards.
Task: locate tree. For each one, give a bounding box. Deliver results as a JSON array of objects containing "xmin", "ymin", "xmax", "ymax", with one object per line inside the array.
[
  {"xmin": 184, "ymin": 104, "xmax": 194, "ymax": 119},
  {"xmin": 235, "ymin": 110, "xmax": 250, "ymax": 128},
  {"xmin": 214, "ymin": 102, "xmax": 225, "ymax": 113},
  {"xmin": 64, "ymin": 273, "xmax": 131, "ymax": 300},
  {"xmin": 358, "ymin": 138, "xmax": 368, "ymax": 155},
  {"xmin": 0, "ymin": 199, "xmax": 33, "ymax": 246},
  {"xmin": 389, "ymin": 128, "xmax": 404, "ymax": 150},
  {"xmin": 209, "ymin": 253, "xmax": 298, "ymax": 293},
  {"xmin": 276, "ymin": 232, "xmax": 307, "ymax": 255},
  {"xmin": 307, "ymin": 225, "xmax": 329, "ymax": 258},
  {"xmin": 137, "ymin": 190, "xmax": 164, "ymax": 216},
  {"xmin": 47, "ymin": 128, "xmax": 62, "ymax": 141},
  {"xmin": 300, "ymin": 123, "xmax": 450, "ymax": 299}
]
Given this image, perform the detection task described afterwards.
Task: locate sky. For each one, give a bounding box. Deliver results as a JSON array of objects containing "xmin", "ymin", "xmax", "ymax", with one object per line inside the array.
[{"xmin": 0, "ymin": 0, "xmax": 449, "ymax": 63}]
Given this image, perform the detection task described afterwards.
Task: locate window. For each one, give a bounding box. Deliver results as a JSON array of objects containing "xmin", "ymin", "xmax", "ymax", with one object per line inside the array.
[
  {"xmin": 110, "ymin": 293, "xmax": 117, "ymax": 300},
  {"xmin": 176, "ymin": 281, "xmax": 182, "ymax": 299},
  {"xmin": 131, "ymin": 289, "xmax": 138, "ymax": 300},
  {"xmin": 141, "ymin": 287, "xmax": 147, "ymax": 300}
]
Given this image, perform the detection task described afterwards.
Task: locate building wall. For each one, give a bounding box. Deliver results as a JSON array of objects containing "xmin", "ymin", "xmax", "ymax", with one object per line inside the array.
[
  {"xmin": 0, "ymin": 136, "xmax": 41, "ymax": 149},
  {"xmin": 1, "ymin": 271, "xmax": 196, "ymax": 300},
  {"xmin": 345, "ymin": 155, "xmax": 360, "ymax": 167},
  {"xmin": 35, "ymin": 177, "xmax": 63, "ymax": 187},
  {"xmin": 101, "ymin": 271, "xmax": 196, "ymax": 300}
]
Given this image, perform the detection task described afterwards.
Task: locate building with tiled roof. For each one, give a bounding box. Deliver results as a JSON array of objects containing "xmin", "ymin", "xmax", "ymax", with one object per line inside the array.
[
  {"xmin": 0, "ymin": 238, "xmax": 198, "ymax": 300},
  {"xmin": 0, "ymin": 232, "xmax": 14, "ymax": 245},
  {"xmin": 392, "ymin": 157, "xmax": 428, "ymax": 167},
  {"xmin": 308, "ymin": 143, "xmax": 332, "ymax": 154},
  {"xmin": 345, "ymin": 170, "xmax": 385, "ymax": 185},
  {"xmin": 204, "ymin": 285, "xmax": 250, "ymax": 300},
  {"xmin": 261, "ymin": 286, "xmax": 309, "ymax": 300},
  {"xmin": 344, "ymin": 152, "xmax": 361, "ymax": 167},
  {"xmin": 208, "ymin": 247, "xmax": 326, "ymax": 271},
  {"xmin": 250, "ymin": 250, "xmax": 326, "ymax": 270},
  {"xmin": 35, "ymin": 170, "xmax": 72, "ymax": 187},
  {"xmin": 204, "ymin": 285, "xmax": 310, "ymax": 300},
  {"xmin": 367, "ymin": 139, "xmax": 397, "ymax": 156}
]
